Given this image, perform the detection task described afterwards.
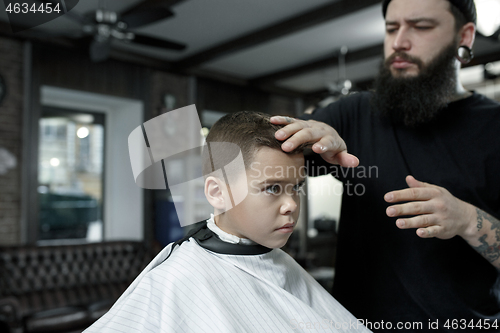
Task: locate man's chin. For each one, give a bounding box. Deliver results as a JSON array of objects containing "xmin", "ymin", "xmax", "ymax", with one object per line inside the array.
[
  {"xmin": 373, "ymin": 40, "xmax": 459, "ymax": 127},
  {"xmin": 390, "ymin": 68, "xmax": 419, "ymax": 78}
]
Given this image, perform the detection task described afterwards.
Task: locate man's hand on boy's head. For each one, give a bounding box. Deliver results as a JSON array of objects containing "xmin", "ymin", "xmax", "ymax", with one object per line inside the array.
[{"xmin": 270, "ymin": 116, "xmax": 359, "ymax": 168}]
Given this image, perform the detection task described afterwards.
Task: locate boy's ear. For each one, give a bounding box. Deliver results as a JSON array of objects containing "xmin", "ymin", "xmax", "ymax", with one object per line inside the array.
[{"xmin": 205, "ymin": 176, "xmax": 226, "ymax": 210}]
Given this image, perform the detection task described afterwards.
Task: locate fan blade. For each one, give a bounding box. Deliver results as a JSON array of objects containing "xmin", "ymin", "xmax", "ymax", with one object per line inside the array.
[
  {"xmin": 119, "ymin": 0, "xmax": 185, "ymax": 29},
  {"xmin": 40, "ymin": 28, "xmax": 86, "ymax": 39},
  {"xmin": 132, "ymin": 33, "xmax": 186, "ymax": 51},
  {"xmin": 120, "ymin": 7, "xmax": 174, "ymax": 29},
  {"xmin": 89, "ymin": 38, "xmax": 111, "ymax": 62}
]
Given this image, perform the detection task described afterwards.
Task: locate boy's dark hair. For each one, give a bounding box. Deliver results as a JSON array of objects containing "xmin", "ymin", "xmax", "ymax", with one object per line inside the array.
[{"xmin": 202, "ymin": 111, "xmax": 305, "ymax": 177}]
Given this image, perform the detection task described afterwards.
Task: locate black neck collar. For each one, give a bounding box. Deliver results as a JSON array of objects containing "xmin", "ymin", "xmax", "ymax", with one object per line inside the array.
[{"xmin": 175, "ymin": 221, "xmax": 272, "ymax": 255}]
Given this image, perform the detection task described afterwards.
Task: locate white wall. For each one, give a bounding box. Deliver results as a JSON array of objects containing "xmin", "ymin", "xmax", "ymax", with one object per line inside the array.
[{"xmin": 41, "ymin": 86, "xmax": 144, "ymax": 241}]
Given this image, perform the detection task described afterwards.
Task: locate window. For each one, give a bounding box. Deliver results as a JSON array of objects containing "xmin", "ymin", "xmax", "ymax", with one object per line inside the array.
[{"xmin": 38, "ymin": 107, "xmax": 105, "ymax": 242}]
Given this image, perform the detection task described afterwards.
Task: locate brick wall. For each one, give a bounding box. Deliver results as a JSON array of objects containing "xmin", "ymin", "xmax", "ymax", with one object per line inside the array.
[{"xmin": 0, "ymin": 37, "xmax": 24, "ymax": 245}]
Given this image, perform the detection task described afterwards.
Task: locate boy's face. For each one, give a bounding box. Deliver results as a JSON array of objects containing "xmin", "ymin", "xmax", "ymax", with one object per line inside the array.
[{"xmin": 218, "ymin": 146, "xmax": 305, "ymax": 249}]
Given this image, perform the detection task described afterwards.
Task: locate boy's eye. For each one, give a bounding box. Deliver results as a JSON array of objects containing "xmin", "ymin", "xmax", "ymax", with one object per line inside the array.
[
  {"xmin": 292, "ymin": 183, "xmax": 304, "ymax": 192},
  {"xmin": 265, "ymin": 184, "xmax": 282, "ymax": 195}
]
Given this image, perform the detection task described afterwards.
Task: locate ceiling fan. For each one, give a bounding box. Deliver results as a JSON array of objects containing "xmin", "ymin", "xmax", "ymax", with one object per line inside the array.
[{"xmin": 42, "ymin": 0, "xmax": 188, "ymax": 62}]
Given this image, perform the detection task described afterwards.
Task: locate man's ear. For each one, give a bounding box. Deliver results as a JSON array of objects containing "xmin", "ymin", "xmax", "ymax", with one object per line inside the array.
[
  {"xmin": 459, "ymin": 22, "xmax": 475, "ymax": 48},
  {"xmin": 205, "ymin": 176, "xmax": 226, "ymax": 210}
]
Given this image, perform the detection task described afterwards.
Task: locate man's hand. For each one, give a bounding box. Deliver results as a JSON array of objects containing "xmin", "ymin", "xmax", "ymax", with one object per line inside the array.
[
  {"xmin": 384, "ymin": 175, "xmax": 476, "ymax": 239},
  {"xmin": 270, "ymin": 116, "xmax": 359, "ymax": 168}
]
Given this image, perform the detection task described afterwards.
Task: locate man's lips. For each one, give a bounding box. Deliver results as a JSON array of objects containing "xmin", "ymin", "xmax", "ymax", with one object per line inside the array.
[{"xmin": 391, "ymin": 57, "xmax": 415, "ymax": 69}]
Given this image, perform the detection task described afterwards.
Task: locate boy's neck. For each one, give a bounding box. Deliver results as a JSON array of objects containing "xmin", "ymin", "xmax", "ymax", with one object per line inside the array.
[{"xmin": 210, "ymin": 214, "xmax": 255, "ymax": 245}]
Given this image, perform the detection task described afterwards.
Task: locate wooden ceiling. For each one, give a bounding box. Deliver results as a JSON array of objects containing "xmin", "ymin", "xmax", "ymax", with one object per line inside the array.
[{"xmin": 1, "ymin": 0, "xmax": 499, "ymax": 99}]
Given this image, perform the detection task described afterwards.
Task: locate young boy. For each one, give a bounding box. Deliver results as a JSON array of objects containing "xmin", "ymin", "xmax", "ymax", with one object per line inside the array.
[{"xmin": 84, "ymin": 111, "xmax": 370, "ymax": 333}]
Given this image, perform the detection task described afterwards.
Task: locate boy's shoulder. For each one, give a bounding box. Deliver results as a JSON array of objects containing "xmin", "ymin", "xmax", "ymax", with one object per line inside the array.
[
  {"xmin": 86, "ymin": 224, "xmax": 369, "ymax": 333},
  {"xmin": 147, "ymin": 238, "xmax": 220, "ymax": 285},
  {"xmin": 116, "ymin": 221, "xmax": 313, "ymax": 304},
  {"xmin": 145, "ymin": 222, "xmax": 273, "ymax": 283}
]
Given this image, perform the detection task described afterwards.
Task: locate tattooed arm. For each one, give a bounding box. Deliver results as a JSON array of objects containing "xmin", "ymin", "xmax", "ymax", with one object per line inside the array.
[
  {"xmin": 385, "ymin": 175, "xmax": 500, "ymax": 270},
  {"xmin": 468, "ymin": 209, "xmax": 500, "ymax": 269}
]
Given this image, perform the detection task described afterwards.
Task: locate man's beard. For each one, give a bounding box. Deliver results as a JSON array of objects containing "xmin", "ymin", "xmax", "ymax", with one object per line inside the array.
[{"xmin": 371, "ymin": 41, "xmax": 458, "ymax": 127}]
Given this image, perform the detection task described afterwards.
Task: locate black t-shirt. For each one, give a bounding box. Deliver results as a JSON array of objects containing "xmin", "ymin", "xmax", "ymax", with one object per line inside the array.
[{"xmin": 303, "ymin": 92, "xmax": 500, "ymax": 331}]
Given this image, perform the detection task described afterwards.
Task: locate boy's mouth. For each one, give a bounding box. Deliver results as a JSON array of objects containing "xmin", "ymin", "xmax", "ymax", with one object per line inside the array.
[{"xmin": 276, "ymin": 223, "xmax": 295, "ymax": 233}]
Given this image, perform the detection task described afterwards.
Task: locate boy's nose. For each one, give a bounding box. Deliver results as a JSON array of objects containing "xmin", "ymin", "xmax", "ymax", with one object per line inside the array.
[{"xmin": 280, "ymin": 196, "xmax": 298, "ymax": 215}]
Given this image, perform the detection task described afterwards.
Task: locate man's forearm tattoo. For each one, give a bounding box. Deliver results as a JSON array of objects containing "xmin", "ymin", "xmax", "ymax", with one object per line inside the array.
[
  {"xmin": 472, "ymin": 209, "xmax": 500, "ymax": 266},
  {"xmin": 476, "ymin": 208, "xmax": 500, "ymax": 241},
  {"xmin": 473, "ymin": 234, "xmax": 500, "ymax": 264},
  {"xmin": 476, "ymin": 208, "xmax": 484, "ymax": 231}
]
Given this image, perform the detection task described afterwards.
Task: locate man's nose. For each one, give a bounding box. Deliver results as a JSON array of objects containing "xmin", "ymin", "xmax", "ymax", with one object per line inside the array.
[{"xmin": 392, "ymin": 28, "xmax": 411, "ymax": 51}]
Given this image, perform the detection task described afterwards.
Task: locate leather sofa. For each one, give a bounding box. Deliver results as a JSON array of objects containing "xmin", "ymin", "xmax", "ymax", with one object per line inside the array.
[{"xmin": 0, "ymin": 241, "xmax": 155, "ymax": 333}]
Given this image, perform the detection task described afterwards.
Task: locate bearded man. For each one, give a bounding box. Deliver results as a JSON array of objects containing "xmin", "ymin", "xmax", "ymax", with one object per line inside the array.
[{"xmin": 272, "ymin": 0, "xmax": 500, "ymax": 331}]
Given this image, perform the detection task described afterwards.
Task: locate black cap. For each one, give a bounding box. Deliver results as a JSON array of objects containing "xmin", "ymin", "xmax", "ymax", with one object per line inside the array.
[{"xmin": 382, "ymin": 0, "xmax": 477, "ymax": 25}]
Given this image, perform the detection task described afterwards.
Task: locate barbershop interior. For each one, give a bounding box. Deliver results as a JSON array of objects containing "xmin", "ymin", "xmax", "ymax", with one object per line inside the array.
[{"xmin": 1, "ymin": 0, "xmax": 500, "ymax": 332}]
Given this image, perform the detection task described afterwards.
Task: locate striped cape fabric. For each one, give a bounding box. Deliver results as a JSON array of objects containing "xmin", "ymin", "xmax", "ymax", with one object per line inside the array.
[{"xmin": 84, "ymin": 238, "xmax": 371, "ymax": 332}]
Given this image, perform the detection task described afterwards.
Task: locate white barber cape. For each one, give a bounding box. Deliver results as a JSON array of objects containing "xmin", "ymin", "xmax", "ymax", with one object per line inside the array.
[{"xmin": 84, "ymin": 219, "xmax": 370, "ymax": 333}]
